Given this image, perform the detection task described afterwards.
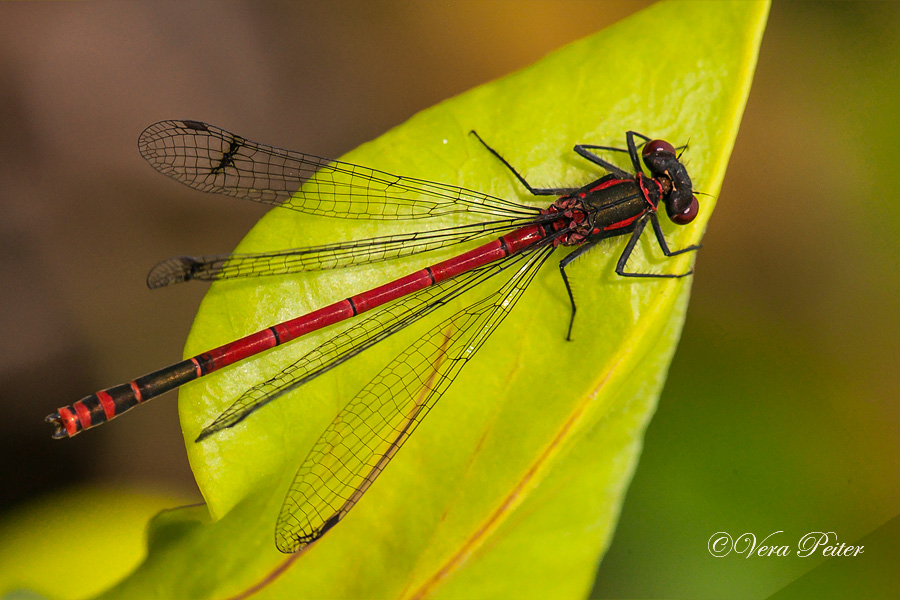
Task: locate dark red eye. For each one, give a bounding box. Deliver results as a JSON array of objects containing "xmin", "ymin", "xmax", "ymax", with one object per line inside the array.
[
  {"xmin": 642, "ymin": 139, "xmax": 676, "ymax": 157},
  {"xmin": 669, "ymin": 195, "xmax": 699, "ymax": 225}
]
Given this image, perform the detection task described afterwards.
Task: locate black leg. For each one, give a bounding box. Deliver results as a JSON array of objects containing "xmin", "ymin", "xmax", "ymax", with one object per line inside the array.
[
  {"xmin": 573, "ymin": 145, "xmax": 632, "ymax": 178},
  {"xmin": 615, "ymin": 215, "xmax": 697, "ymax": 279},
  {"xmin": 627, "ymin": 131, "xmax": 652, "ymax": 144},
  {"xmin": 648, "ymin": 212, "xmax": 702, "ymax": 258},
  {"xmin": 469, "ymin": 130, "xmax": 577, "ymax": 197},
  {"xmin": 557, "ymin": 240, "xmax": 601, "ymax": 341},
  {"xmin": 615, "ymin": 217, "xmax": 650, "ymax": 277},
  {"xmin": 625, "ymin": 131, "xmax": 642, "ymax": 172},
  {"xmin": 575, "ymin": 131, "xmax": 654, "ymax": 175}
]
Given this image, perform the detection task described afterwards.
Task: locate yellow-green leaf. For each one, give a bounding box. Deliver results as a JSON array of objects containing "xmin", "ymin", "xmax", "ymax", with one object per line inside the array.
[
  {"xmin": 94, "ymin": 2, "xmax": 767, "ymax": 599},
  {"xmin": 0, "ymin": 487, "xmax": 191, "ymax": 600}
]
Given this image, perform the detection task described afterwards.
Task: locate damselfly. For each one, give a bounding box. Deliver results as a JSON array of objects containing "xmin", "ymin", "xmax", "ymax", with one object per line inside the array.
[{"xmin": 47, "ymin": 120, "xmax": 700, "ymax": 552}]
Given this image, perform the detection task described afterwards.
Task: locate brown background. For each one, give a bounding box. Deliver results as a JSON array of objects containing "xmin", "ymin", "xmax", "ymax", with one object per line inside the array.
[{"xmin": 2, "ymin": 2, "xmax": 898, "ymax": 598}]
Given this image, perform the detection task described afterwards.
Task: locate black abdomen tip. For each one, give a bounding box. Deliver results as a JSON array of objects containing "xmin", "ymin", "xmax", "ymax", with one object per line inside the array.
[{"xmin": 45, "ymin": 413, "xmax": 70, "ymax": 439}]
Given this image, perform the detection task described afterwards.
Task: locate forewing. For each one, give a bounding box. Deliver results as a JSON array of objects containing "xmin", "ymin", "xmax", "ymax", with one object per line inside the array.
[{"xmin": 138, "ymin": 120, "xmax": 540, "ymax": 221}]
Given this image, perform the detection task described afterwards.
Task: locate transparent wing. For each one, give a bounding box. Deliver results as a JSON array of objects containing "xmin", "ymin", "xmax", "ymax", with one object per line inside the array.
[
  {"xmin": 270, "ymin": 246, "xmax": 553, "ymax": 553},
  {"xmin": 139, "ymin": 120, "xmax": 541, "ymax": 221},
  {"xmin": 146, "ymin": 217, "xmax": 537, "ymax": 288},
  {"xmin": 197, "ymin": 243, "xmax": 552, "ymax": 440}
]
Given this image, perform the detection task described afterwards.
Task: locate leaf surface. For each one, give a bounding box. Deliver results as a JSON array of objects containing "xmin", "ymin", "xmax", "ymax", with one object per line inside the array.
[{"xmin": 99, "ymin": 2, "xmax": 769, "ymax": 598}]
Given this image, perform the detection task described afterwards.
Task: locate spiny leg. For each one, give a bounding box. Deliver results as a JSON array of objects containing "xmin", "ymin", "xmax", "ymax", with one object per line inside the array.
[
  {"xmin": 469, "ymin": 130, "xmax": 577, "ymax": 197},
  {"xmin": 557, "ymin": 240, "xmax": 602, "ymax": 341},
  {"xmin": 616, "ymin": 215, "xmax": 696, "ymax": 279},
  {"xmin": 578, "ymin": 132, "xmax": 689, "ymax": 177},
  {"xmin": 573, "ymin": 145, "xmax": 632, "ymax": 178},
  {"xmin": 648, "ymin": 212, "xmax": 702, "ymax": 258},
  {"xmin": 627, "ymin": 131, "xmax": 652, "ymax": 144},
  {"xmin": 575, "ymin": 130, "xmax": 651, "ymax": 175}
]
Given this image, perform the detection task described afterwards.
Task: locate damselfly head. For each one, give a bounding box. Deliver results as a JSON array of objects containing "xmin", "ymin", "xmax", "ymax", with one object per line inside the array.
[
  {"xmin": 642, "ymin": 139, "xmax": 677, "ymax": 158},
  {"xmin": 641, "ymin": 139, "xmax": 698, "ymax": 226},
  {"xmin": 667, "ymin": 194, "xmax": 699, "ymax": 224}
]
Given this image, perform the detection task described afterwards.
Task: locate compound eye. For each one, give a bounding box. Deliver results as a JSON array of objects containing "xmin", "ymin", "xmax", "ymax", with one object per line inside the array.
[
  {"xmin": 642, "ymin": 139, "xmax": 676, "ymax": 157},
  {"xmin": 669, "ymin": 195, "xmax": 699, "ymax": 225}
]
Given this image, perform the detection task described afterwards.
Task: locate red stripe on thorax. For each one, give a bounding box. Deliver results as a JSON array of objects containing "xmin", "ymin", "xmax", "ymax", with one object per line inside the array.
[
  {"xmin": 590, "ymin": 178, "xmax": 626, "ymax": 193},
  {"xmin": 636, "ymin": 173, "xmax": 659, "ymax": 210},
  {"xmin": 603, "ymin": 213, "xmax": 643, "ymax": 231}
]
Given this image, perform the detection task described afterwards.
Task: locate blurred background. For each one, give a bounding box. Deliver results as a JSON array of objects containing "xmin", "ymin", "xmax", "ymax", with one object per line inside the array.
[{"xmin": 1, "ymin": 1, "xmax": 897, "ymax": 598}]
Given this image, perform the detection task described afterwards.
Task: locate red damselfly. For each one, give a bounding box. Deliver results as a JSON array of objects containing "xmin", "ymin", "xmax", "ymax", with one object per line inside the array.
[{"xmin": 47, "ymin": 120, "xmax": 700, "ymax": 552}]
